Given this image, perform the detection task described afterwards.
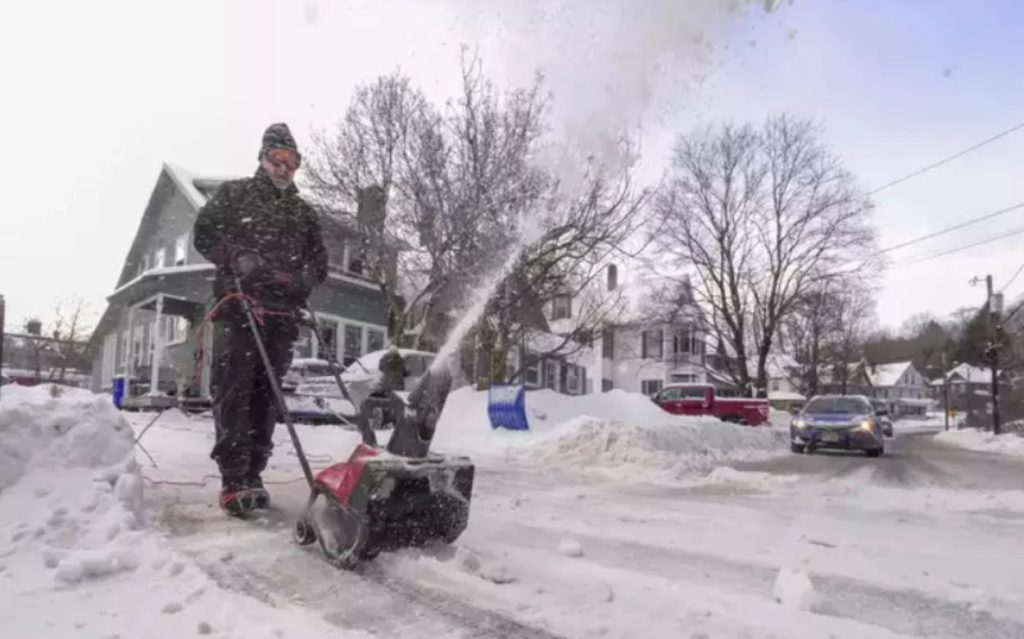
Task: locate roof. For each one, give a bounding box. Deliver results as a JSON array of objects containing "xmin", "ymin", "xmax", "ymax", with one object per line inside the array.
[
  {"xmin": 769, "ymin": 390, "xmax": 806, "ymax": 402},
  {"xmin": 866, "ymin": 361, "xmax": 912, "ymax": 387},
  {"xmin": 945, "ymin": 363, "xmax": 995, "ymax": 383}
]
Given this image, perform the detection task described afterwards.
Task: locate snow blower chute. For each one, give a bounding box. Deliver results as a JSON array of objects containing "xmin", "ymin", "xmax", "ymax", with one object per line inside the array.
[{"xmin": 233, "ymin": 280, "xmax": 474, "ymax": 568}]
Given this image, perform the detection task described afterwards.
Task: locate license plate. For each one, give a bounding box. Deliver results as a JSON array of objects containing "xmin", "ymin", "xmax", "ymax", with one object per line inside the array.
[{"xmin": 822, "ymin": 432, "xmax": 840, "ymax": 443}]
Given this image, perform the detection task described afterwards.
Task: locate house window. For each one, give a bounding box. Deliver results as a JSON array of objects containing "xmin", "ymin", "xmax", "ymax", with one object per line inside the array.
[
  {"xmin": 566, "ymin": 364, "xmax": 581, "ymax": 395},
  {"xmin": 318, "ymin": 320, "xmax": 338, "ymax": 360},
  {"xmin": 642, "ymin": 329, "xmax": 663, "ymax": 360},
  {"xmin": 154, "ymin": 247, "xmax": 166, "ymax": 269},
  {"xmin": 343, "ymin": 324, "xmax": 363, "ymax": 365},
  {"xmin": 163, "ymin": 316, "xmax": 189, "ymax": 346},
  {"xmin": 607, "ymin": 264, "xmax": 618, "ymax": 291},
  {"xmin": 544, "ymin": 360, "xmax": 559, "ymax": 390},
  {"xmin": 367, "ymin": 329, "xmax": 385, "ymax": 353},
  {"xmin": 602, "ymin": 330, "xmax": 614, "ymax": 359},
  {"xmin": 602, "ymin": 378, "xmax": 614, "ymax": 392},
  {"xmin": 138, "ymin": 253, "xmax": 150, "ymax": 277},
  {"xmin": 552, "ymin": 296, "xmax": 572, "ymax": 320},
  {"xmin": 770, "ymin": 379, "xmax": 780, "ymax": 392},
  {"xmin": 119, "ymin": 331, "xmax": 129, "ymax": 366},
  {"xmin": 641, "ymin": 379, "xmax": 663, "ymax": 396},
  {"xmin": 174, "ymin": 234, "xmax": 188, "ymax": 266},
  {"xmin": 523, "ymin": 355, "xmax": 541, "ymax": 388}
]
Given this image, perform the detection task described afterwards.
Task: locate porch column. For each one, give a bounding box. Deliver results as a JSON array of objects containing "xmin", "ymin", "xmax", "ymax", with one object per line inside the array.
[
  {"xmin": 125, "ymin": 306, "xmax": 136, "ymax": 391},
  {"xmin": 149, "ymin": 293, "xmax": 163, "ymax": 395}
]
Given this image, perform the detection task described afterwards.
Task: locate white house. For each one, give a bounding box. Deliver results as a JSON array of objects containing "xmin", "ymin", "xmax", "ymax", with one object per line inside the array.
[
  {"xmin": 519, "ymin": 262, "xmax": 718, "ymax": 397},
  {"xmin": 865, "ymin": 360, "xmax": 932, "ymax": 417}
]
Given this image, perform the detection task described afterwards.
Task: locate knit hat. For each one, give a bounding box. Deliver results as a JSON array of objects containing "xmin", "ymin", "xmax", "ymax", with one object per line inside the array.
[{"xmin": 259, "ymin": 122, "xmax": 301, "ymax": 163}]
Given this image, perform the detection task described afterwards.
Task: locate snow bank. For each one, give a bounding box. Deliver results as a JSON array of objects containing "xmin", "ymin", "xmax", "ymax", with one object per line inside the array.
[
  {"xmin": 0, "ymin": 386, "xmax": 373, "ymax": 638},
  {"xmin": 434, "ymin": 387, "xmax": 787, "ymax": 479},
  {"xmin": 934, "ymin": 428, "xmax": 1024, "ymax": 458},
  {"xmin": 0, "ymin": 384, "xmax": 135, "ymax": 490}
]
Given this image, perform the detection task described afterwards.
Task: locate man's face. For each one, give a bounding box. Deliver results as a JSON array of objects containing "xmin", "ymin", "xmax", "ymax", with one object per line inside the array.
[{"xmin": 261, "ymin": 148, "xmax": 300, "ymax": 190}]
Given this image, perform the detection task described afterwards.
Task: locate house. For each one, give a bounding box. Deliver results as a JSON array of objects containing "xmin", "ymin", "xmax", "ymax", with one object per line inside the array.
[
  {"xmin": 817, "ymin": 359, "xmax": 931, "ymax": 417},
  {"xmin": 756, "ymin": 353, "xmax": 805, "ymax": 410},
  {"xmin": 864, "ymin": 360, "xmax": 932, "ymax": 417},
  {"xmin": 85, "ymin": 164, "xmax": 393, "ymax": 409},
  {"xmin": 929, "ymin": 363, "xmax": 1006, "ymax": 413}
]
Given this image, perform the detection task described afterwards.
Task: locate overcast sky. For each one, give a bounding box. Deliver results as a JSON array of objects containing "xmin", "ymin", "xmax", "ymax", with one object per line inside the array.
[{"xmin": 1, "ymin": 0, "xmax": 1022, "ymax": 334}]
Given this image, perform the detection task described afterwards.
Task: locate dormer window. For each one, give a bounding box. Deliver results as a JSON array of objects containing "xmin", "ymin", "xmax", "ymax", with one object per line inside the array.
[
  {"xmin": 607, "ymin": 264, "xmax": 618, "ymax": 291},
  {"xmin": 552, "ymin": 295, "xmax": 572, "ymax": 320}
]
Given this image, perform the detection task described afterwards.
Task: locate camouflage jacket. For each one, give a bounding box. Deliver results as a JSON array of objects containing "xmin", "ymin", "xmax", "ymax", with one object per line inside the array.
[{"xmin": 193, "ymin": 167, "xmax": 328, "ymax": 312}]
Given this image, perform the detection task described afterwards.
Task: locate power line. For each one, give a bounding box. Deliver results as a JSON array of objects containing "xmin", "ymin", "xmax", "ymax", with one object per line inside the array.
[
  {"xmin": 868, "ymin": 120, "xmax": 1024, "ymax": 196},
  {"xmin": 900, "ymin": 225, "xmax": 1024, "ymax": 266},
  {"xmin": 1000, "ymin": 261, "xmax": 1024, "ymax": 294},
  {"xmin": 868, "ymin": 201, "xmax": 1024, "ymax": 258}
]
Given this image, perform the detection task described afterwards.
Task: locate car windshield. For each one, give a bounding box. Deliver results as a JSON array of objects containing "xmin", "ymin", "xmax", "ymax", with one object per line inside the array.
[{"xmin": 804, "ymin": 397, "xmax": 870, "ymax": 415}]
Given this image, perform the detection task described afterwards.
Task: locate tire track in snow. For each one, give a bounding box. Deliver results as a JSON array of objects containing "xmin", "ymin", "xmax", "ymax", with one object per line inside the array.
[{"xmin": 152, "ymin": 493, "xmax": 565, "ymax": 638}]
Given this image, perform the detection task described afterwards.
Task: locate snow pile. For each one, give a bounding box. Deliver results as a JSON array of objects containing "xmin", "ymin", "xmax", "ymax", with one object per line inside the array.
[
  {"xmin": 0, "ymin": 385, "xmax": 143, "ymax": 584},
  {"xmin": 0, "ymin": 384, "xmax": 135, "ymax": 490},
  {"xmin": 433, "ymin": 386, "xmax": 788, "ymax": 479},
  {"xmin": 934, "ymin": 428, "xmax": 1024, "ymax": 458},
  {"xmin": 0, "ymin": 386, "xmax": 374, "ymax": 637},
  {"xmin": 773, "ymin": 567, "xmax": 817, "ymax": 611},
  {"xmin": 534, "ymin": 417, "xmax": 787, "ymax": 479}
]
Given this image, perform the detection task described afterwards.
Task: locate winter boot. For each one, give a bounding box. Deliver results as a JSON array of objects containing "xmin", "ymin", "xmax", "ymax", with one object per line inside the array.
[
  {"xmin": 219, "ymin": 477, "xmax": 253, "ymax": 518},
  {"xmin": 246, "ymin": 474, "xmax": 271, "ymax": 510}
]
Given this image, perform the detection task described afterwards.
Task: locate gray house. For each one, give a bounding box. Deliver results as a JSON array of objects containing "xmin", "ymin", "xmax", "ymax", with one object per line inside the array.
[{"xmin": 86, "ymin": 163, "xmax": 392, "ymax": 409}]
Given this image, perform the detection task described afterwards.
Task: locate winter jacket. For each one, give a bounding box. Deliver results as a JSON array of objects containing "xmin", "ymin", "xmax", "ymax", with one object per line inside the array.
[{"xmin": 193, "ymin": 167, "xmax": 328, "ymax": 313}]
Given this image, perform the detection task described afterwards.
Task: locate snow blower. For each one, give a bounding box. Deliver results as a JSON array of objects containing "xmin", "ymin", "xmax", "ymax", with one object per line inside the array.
[{"xmin": 233, "ymin": 277, "xmax": 474, "ymax": 568}]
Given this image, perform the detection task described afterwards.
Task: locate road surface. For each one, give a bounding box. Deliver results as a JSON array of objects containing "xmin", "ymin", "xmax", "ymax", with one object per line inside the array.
[{"xmin": 143, "ymin": 423, "xmax": 1024, "ymax": 638}]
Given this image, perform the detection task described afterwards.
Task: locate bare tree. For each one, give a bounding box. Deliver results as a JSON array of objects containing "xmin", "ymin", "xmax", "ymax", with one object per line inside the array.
[
  {"xmin": 476, "ymin": 154, "xmax": 649, "ymax": 385},
  {"xmin": 654, "ymin": 115, "xmax": 878, "ymax": 394}
]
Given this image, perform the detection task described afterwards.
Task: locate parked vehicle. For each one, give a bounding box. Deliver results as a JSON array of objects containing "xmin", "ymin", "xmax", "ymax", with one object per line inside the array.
[
  {"xmin": 653, "ymin": 384, "xmax": 770, "ymax": 426},
  {"xmin": 281, "ymin": 358, "xmax": 337, "ymax": 394},
  {"xmin": 791, "ymin": 394, "xmax": 885, "ymax": 456},
  {"xmin": 871, "ymin": 399, "xmax": 895, "ymax": 437},
  {"xmin": 286, "ymin": 349, "xmax": 436, "ymax": 426}
]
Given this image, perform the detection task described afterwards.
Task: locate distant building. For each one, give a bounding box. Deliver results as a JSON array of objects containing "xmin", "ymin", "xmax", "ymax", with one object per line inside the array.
[{"xmin": 929, "ymin": 363, "xmax": 1007, "ymax": 413}]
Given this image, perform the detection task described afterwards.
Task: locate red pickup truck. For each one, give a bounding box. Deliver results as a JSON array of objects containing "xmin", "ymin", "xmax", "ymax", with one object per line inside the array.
[{"xmin": 652, "ymin": 384, "xmax": 770, "ymax": 426}]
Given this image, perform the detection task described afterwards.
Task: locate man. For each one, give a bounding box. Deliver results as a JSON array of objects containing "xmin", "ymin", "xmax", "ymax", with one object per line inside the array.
[{"xmin": 193, "ymin": 123, "xmax": 328, "ymax": 517}]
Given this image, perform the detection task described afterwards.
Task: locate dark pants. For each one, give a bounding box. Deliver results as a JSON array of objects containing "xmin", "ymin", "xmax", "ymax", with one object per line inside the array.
[{"xmin": 209, "ymin": 315, "xmax": 298, "ymax": 486}]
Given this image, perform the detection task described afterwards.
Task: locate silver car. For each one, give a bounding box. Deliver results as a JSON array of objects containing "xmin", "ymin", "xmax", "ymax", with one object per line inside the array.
[{"xmin": 791, "ymin": 394, "xmax": 885, "ymax": 457}]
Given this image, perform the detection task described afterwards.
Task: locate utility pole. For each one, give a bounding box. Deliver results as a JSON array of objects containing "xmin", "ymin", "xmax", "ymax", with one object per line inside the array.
[
  {"xmin": 971, "ymin": 275, "xmax": 1002, "ymax": 434},
  {"xmin": 942, "ymin": 352, "xmax": 949, "ymax": 431}
]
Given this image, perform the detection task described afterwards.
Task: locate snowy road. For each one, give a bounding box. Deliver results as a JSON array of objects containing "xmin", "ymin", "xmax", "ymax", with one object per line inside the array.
[{"xmin": 134, "ymin": 412, "xmax": 1024, "ymax": 639}]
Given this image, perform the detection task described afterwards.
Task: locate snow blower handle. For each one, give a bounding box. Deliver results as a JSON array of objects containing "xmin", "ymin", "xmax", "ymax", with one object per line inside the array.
[
  {"xmin": 232, "ymin": 275, "xmax": 316, "ymax": 491},
  {"xmin": 300, "ymin": 306, "xmax": 378, "ymax": 447}
]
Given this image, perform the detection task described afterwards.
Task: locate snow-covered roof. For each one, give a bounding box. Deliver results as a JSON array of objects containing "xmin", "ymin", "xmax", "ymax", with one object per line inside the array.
[
  {"xmin": 748, "ymin": 353, "xmax": 799, "ymax": 380},
  {"xmin": 163, "ymin": 163, "xmax": 236, "ymax": 210},
  {"xmin": 945, "ymin": 363, "xmax": 994, "ymax": 383},
  {"xmin": 768, "ymin": 390, "xmax": 806, "ymax": 402},
  {"xmin": 866, "ymin": 361, "xmax": 912, "ymax": 387},
  {"xmin": 109, "ymin": 264, "xmax": 216, "ymax": 298}
]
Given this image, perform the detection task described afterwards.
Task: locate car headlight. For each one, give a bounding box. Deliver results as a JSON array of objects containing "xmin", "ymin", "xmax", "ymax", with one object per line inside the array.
[
  {"xmin": 793, "ymin": 418, "xmax": 806, "ymax": 429},
  {"xmin": 859, "ymin": 419, "xmax": 873, "ymax": 431}
]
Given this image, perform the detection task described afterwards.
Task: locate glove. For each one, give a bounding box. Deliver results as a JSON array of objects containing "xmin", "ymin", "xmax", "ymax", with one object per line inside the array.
[
  {"xmin": 231, "ymin": 252, "xmax": 270, "ymax": 291},
  {"xmin": 269, "ymin": 270, "xmax": 313, "ymax": 299}
]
